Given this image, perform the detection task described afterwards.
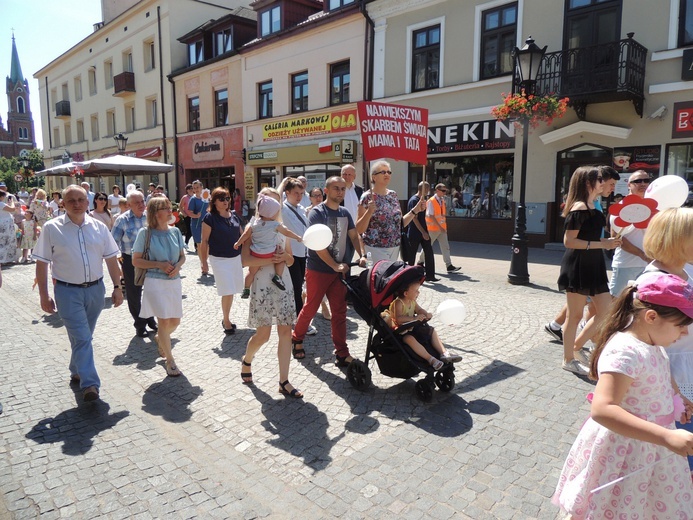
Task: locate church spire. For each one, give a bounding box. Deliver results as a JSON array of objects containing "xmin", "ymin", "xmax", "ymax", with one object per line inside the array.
[{"xmin": 9, "ymin": 34, "xmax": 24, "ymax": 85}]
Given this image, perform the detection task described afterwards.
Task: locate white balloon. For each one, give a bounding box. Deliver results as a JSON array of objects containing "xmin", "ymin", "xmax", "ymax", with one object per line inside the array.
[
  {"xmin": 303, "ymin": 224, "xmax": 333, "ymax": 250},
  {"xmin": 436, "ymin": 299, "xmax": 466, "ymax": 326},
  {"xmin": 644, "ymin": 175, "xmax": 688, "ymax": 210}
]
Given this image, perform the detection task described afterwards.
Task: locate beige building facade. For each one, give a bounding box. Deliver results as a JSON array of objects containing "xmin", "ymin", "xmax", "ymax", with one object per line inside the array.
[
  {"xmin": 368, "ymin": 0, "xmax": 693, "ymax": 246},
  {"xmin": 34, "ymin": 0, "xmax": 246, "ymax": 197}
]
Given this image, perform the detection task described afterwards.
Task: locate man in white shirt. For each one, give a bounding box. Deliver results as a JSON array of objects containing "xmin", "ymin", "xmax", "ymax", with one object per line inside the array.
[
  {"xmin": 34, "ymin": 184, "xmax": 123, "ymax": 402},
  {"xmin": 80, "ymin": 181, "xmax": 95, "ymax": 207},
  {"xmin": 339, "ymin": 164, "xmax": 362, "ymax": 222}
]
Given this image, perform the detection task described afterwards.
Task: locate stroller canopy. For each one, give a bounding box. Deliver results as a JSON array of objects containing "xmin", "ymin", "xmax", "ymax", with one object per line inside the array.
[{"xmin": 364, "ymin": 260, "xmax": 425, "ymax": 309}]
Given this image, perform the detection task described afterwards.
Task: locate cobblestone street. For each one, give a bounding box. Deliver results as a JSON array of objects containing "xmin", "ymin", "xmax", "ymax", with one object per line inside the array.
[{"xmin": 0, "ymin": 241, "xmax": 595, "ymax": 519}]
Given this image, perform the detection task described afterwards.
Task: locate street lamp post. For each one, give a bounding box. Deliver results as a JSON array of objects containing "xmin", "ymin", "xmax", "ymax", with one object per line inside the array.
[
  {"xmin": 507, "ymin": 36, "xmax": 547, "ymax": 286},
  {"xmin": 113, "ymin": 133, "xmax": 128, "ymax": 190}
]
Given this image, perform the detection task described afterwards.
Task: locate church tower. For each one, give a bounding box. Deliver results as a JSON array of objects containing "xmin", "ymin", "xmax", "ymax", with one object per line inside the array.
[{"xmin": 0, "ymin": 35, "xmax": 35, "ymax": 157}]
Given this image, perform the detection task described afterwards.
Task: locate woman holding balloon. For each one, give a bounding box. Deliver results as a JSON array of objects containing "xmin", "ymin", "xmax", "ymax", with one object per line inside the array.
[{"xmin": 557, "ymin": 166, "xmax": 621, "ymax": 375}]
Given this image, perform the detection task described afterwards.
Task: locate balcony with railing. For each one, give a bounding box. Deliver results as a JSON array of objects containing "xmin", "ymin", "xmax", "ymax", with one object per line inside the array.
[
  {"xmin": 526, "ymin": 33, "xmax": 647, "ymax": 120},
  {"xmin": 113, "ymin": 71, "xmax": 136, "ymax": 96},
  {"xmin": 55, "ymin": 100, "xmax": 71, "ymax": 118}
]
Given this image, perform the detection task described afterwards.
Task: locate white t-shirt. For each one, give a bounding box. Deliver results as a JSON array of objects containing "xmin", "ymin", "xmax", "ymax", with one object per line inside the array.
[
  {"xmin": 611, "ymin": 227, "xmax": 647, "ymax": 269},
  {"xmin": 343, "ymin": 184, "xmax": 359, "ymax": 222}
]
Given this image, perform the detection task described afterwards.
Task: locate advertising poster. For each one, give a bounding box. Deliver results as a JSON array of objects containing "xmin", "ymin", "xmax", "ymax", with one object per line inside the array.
[
  {"xmin": 262, "ymin": 109, "xmax": 357, "ymax": 141},
  {"xmin": 357, "ymin": 101, "xmax": 428, "ymax": 164},
  {"xmin": 612, "ymin": 145, "xmax": 661, "ymax": 177}
]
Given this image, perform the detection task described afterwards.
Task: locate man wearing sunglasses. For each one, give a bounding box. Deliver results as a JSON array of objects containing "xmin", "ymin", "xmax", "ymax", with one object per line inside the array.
[{"xmin": 419, "ymin": 183, "xmax": 461, "ymax": 273}]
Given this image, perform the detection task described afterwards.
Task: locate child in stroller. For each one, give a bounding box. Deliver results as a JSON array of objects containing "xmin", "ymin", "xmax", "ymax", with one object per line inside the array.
[{"xmin": 385, "ymin": 280, "xmax": 462, "ymax": 370}]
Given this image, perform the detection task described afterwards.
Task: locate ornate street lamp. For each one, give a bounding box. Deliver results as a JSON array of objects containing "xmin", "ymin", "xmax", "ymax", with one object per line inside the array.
[
  {"xmin": 113, "ymin": 133, "xmax": 128, "ymax": 190},
  {"xmin": 507, "ymin": 36, "xmax": 547, "ymax": 286}
]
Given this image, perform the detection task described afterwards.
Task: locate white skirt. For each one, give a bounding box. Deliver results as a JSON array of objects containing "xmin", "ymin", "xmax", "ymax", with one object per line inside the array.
[
  {"xmin": 140, "ymin": 276, "xmax": 183, "ymax": 319},
  {"xmin": 208, "ymin": 255, "xmax": 244, "ymax": 296}
]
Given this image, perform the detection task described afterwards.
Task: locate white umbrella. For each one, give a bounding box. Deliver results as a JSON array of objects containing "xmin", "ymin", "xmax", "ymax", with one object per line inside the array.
[{"xmin": 37, "ymin": 155, "xmax": 173, "ymax": 176}]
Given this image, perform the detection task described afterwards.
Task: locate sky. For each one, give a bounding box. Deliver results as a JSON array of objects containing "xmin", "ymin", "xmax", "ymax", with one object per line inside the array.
[{"xmin": 0, "ymin": 0, "xmax": 104, "ymax": 151}]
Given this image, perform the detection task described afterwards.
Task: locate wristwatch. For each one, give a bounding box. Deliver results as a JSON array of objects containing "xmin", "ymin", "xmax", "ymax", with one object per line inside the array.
[{"xmin": 113, "ymin": 285, "xmax": 122, "ymax": 290}]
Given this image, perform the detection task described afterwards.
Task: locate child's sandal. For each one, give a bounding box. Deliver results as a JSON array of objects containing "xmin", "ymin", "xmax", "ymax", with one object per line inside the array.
[
  {"xmin": 241, "ymin": 288, "xmax": 250, "ymax": 299},
  {"xmin": 430, "ymin": 357, "xmax": 444, "ymax": 371}
]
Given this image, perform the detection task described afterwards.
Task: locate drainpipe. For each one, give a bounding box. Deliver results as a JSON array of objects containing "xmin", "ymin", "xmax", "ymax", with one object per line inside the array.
[
  {"xmin": 360, "ymin": 1, "xmax": 375, "ymax": 186},
  {"xmin": 157, "ymin": 6, "xmax": 171, "ymax": 197},
  {"xmin": 168, "ymin": 76, "xmax": 180, "ymax": 196},
  {"xmin": 45, "ymin": 76, "xmax": 52, "ymax": 150}
]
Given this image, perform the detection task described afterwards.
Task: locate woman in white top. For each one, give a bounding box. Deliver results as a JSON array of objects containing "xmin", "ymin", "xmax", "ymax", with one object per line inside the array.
[
  {"xmin": 0, "ymin": 190, "xmax": 17, "ymax": 278},
  {"xmin": 108, "ymin": 185, "xmax": 122, "ymax": 216},
  {"xmin": 90, "ymin": 192, "xmax": 113, "ymax": 230}
]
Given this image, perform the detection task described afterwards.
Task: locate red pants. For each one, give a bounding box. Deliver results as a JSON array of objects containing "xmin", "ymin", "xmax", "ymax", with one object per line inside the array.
[{"xmin": 293, "ymin": 269, "xmax": 349, "ymax": 358}]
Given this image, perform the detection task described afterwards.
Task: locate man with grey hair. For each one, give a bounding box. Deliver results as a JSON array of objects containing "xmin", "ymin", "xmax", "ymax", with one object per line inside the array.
[
  {"xmin": 81, "ymin": 181, "xmax": 95, "ymax": 207},
  {"xmin": 339, "ymin": 164, "xmax": 362, "ymax": 222},
  {"xmin": 112, "ymin": 190, "xmax": 157, "ymax": 337},
  {"xmin": 34, "ymin": 184, "xmax": 123, "ymax": 402}
]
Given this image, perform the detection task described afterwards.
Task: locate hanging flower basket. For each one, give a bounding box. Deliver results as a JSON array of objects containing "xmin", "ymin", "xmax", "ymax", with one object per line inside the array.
[{"xmin": 492, "ymin": 90, "xmax": 570, "ymax": 129}]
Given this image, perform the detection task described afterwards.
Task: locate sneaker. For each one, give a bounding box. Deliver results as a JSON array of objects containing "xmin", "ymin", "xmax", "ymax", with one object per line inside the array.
[
  {"xmin": 440, "ymin": 351, "xmax": 462, "ymax": 363},
  {"xmin": 574, "ymin": 349, "xmax": 591, "ymax": 366},
  {"xmin": 544, "ymin": 324, "xmax": 563, "ymax": 342},
  {"xmin": 241, "ymin": 288, "xmax": 250, "ymax": 299},
  {"xmin": 271, "ymin": 274, "xmax": 286, "ymax": 290},
  {"xmin": 306, "ymin": 325, "xmax": 318, "ymax": 336},
  {"xmin": 430, "ymin": 357, "xmax": 444, "ymax": 371},
  {"xmin": 446, "ymin": 265, "xmax": 461, "ymax": 272},
  {"xmin": 562, "ymin": 359, "xmax": 589, "ymax": 375}
]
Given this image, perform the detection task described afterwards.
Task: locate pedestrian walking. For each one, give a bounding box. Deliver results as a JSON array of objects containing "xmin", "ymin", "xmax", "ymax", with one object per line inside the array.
[
  {"xmin": 188, "ymin": 180, "xmax": 209, "ymax": 256},
  {"xmin": 418, "ymin": 183, "xmax": 461, "ymax": 273},
  {"xmin": 553, "ymin": 273, "xmax": 693, "ymax": 519},
  {"xmin": 179, "ymin": 184, "xmax": 193, "ymax": 249},
  {"xmin": 280, "ymin": 177, "xmax": 309, "ymax": 316},
  {"xmin": 33, "ymin": 184, "xmax": 124, "ymax": 402},
  {"xmin": 132, "ymin": 196, "xmax": 186, "ymax": 378},
  {"xmin": 0, "ymin": 190, "xmax": 17, "ymax": 270},
  {"xmin": 405, "ymin": 181, "xmax": 437, "ymax": 282},
  {"xmin": 199, "ymin": 187, "xmax": 244, "ymax": 335},
  {"xmin": 339, "ymin": 163, "xmax": 362, "ymax": 223},
  {"xmin": 111, "ymin": 190, "xmax": 156, "ymax": 337}
]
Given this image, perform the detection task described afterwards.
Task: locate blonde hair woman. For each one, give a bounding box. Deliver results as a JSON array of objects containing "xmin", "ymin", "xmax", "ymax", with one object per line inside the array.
[{"xmin": 132, "ymin": 196, "xmax": 186, "ymax": 377}]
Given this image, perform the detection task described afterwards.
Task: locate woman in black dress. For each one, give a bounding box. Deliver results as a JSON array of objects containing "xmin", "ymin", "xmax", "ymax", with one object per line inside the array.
[{"xmin": 557, "ymin": 166, "xmax": 621, "ymax": 375}]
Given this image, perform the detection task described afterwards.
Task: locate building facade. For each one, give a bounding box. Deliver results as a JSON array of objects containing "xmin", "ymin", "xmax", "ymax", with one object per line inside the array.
[
  {"xmin": 0, "ymin": 36, "xmax": 35, "ymax": 159},
  {"xmin": 33, "ymin": 0, "xmax": 249, "ymax": 196},
  {"xmin": 367, "ymin": 0, "xmax": 693, "ymax": 245}
]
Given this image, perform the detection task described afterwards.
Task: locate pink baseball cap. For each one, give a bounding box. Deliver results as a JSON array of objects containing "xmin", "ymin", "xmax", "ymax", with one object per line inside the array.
[
  {"xmin": 635, "ymin": 273, "xmax": 693, "ymax": 318},
  {"xmin": 256, "ymin": 195, "xmax": 281, "ymax": 219}
]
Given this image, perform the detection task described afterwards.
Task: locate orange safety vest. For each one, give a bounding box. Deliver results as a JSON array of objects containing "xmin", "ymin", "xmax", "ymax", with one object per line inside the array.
[{"xmin": 425, "ymin": 195, "xmax": 447, "ymax": 233}]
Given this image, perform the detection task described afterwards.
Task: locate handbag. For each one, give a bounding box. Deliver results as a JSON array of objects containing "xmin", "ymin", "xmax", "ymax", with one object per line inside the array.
[{"xmin": 134, "ymin": 228, "xmax": 151, "ymax": 286}]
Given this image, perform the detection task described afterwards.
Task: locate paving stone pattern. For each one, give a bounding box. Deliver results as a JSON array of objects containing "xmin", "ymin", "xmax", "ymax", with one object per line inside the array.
[{"xmin": 0, "ymin": 242, "xmax": 595, "ymax": 519}]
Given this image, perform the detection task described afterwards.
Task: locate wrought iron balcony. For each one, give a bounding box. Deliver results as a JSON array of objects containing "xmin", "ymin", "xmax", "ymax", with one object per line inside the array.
[
  {"xmin": 55, "ymin": 100, "xmax": 70, "ymax": 118},
  {"xmin": 527, "ymin": 33, "xmax": 647, "ymax": 120},
  {"xmin": 113, "ymin": 71, "xmax": 136, "ymax": 96}
]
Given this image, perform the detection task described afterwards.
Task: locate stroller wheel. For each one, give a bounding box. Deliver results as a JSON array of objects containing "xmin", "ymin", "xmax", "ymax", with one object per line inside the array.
[
  {"xmin": 415, "ymin": 379, "xmax": 434, "ymax": 402},
  {"xmin": 347, "ymin": 359, "xmax": 372, "ymax": 390},
  {"xmin": 434, "ymin": 367, "xmax": 455, "ymax": 392}
]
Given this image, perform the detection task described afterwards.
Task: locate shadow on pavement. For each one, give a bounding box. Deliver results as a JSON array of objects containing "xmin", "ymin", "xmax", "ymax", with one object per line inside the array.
[
  {"xmin": 456, "ymin": 360, "xmax": 525, "ymax": 392},
  {"xmin": 141, "ymin": 375, "xmax": 203, "ymax": 423},
  {"xmin": 38, "ymin": 313, "xmax": 63, "ymax": 329},
  {"xmin": 249, "ymin": 384, "xmax": 335, "ymax": 473},
  {"xmin": 112, "ymin": 336, "xmax": 162, "ymax": 371},
  {"xmin": 26, "ymin": 400, "xmax": 129, "ymax": 455}
]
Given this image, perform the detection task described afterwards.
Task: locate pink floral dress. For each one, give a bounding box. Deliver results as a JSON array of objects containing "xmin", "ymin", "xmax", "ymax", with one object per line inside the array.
[{"xmin": 553, "ymin": 332, "xmax": 693, "ymax": 519}]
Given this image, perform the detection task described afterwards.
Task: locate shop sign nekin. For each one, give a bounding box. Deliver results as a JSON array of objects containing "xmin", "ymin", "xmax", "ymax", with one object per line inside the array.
[
  {"xmin": 672, "ymin": 101, "xmax": 693, "ymax": 139},
  {"xmin": 262, "ymin": 109, "xmax": 357, "ymax": 141},
  {"xmin": 357, "ymin": 101, "xmax": 428, "ymax": 164},
  {"xmin": 427, "ymin": 120, "xmax": 515, "ymax": 154}
]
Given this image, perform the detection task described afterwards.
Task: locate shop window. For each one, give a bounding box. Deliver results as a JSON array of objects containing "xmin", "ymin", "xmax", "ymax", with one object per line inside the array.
[
  {"xmin": 291, "ymin": 72, "xmax": 309, "ymax": 113},
  {"xmin": 215, "ymin": 28, "xmax": 233, "ymax": 56},
  {"xmin": 215, "ymin": 89, "xmax": 229, "ymax": 126},
  {"xmin": 284, "ymin": 164, "xmax": 341, "ymax": 192},
  {"xmin": 411, "ymin": 154, "xmax": 515, "ymax": 219},
  {"xmin": 188, "ymin": 96, "xmax": 200, "ymax": 131},
  {"xmin": 187, "ymin": 167, "xmax": 235, "ymax": 193},
  {"xmin": 681, "ymin": 0, "xmax": 693, "ymax": 46},
  {"xmin": 260, "ymin": 6, "xmax": 281, "ymax": 37},
  {"xmin": 480, "ymin": 3, "xmax": 517, "ymax": 80},
  {"xmin": 330, "ymin": 61, "xmax": 350, "ymax": 106},
  {"xmin": 412, "ymin": 24, "xmax": 440, "ymax": 92},
  {"xmin": 258, "ymin": 81, "xmax": 273, "ymax": 119},
  {"xmin": 189, "ymin": 40, "xmax": 204, "ymax": 65},
  {"xmin": 328, "ymin": 0, "xmax": 355, "ymax": 10},
  {"xmin": 665, "ymin": 143, "xmax": 693, "ymax": 201}
]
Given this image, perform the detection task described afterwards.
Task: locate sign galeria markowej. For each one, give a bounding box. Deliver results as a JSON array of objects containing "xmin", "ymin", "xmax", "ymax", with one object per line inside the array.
[
  {"xmin": 357, "ymin": 101, "xmax": 428, "ymax": 164},
  {"xmin": 262, "ymin": 109, "xmax": 357, "ymax": 141}
]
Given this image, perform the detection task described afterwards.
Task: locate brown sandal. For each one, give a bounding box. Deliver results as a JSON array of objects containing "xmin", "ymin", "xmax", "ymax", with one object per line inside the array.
[
  {"xmin": 241, "ymin": 356, "xmax": 253, "ymax": 384},
  {"xmin": 165, "ymin": 360, "xmax": 181, "ymax": 377},
  {"xmin": 292, "ymin": 340, "xmax": 305, "ymax": 360}
]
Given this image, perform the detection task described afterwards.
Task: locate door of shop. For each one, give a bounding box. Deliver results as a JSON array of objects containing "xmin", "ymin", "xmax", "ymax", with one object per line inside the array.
[{"xmin": 552, "ymin": 144, "xmax": 612, "ymax": 242}]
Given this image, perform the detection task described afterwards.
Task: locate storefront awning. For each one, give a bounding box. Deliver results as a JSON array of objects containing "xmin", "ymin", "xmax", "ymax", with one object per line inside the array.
[{"xmin": 539, "ymin": 121, "xmax": 632, "ymax": 145}]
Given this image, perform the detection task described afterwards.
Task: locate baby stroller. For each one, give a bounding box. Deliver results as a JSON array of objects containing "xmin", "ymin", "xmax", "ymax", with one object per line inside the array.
[{"xmin": 343, "ymin": 260, "xmax": 456, "ymax": 402}]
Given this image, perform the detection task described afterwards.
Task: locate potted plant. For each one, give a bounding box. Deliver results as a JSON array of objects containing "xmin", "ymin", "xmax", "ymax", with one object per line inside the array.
[{"xmin": 492, "ymin": 90, "xmax": 569, "ymax": 129}]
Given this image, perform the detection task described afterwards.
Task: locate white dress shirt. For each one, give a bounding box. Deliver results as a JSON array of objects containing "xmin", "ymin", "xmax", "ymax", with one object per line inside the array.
[
  {"xmin": 33, "ymin": 213, "xmax": 120, "ymax": 284},
  {"xmin": 343, "ymin": 184, "xmax": 359, "ymax": 222}
]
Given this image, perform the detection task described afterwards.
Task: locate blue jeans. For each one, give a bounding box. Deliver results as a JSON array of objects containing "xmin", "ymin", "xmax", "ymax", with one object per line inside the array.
[{"xmin": 54, "ymin": 281, "xmax": 105, "ymax": 390}]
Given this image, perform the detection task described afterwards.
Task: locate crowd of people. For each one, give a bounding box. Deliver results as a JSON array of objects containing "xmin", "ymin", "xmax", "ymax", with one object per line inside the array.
[{"xmin": 547, "ymin": 165, "xmax": 693, "ymax": 517}]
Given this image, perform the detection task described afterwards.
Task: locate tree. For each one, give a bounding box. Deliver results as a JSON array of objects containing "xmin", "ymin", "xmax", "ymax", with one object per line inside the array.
[{"xmin": 0, "ymin": 149, "xmax": 44, "ymax": 193}]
